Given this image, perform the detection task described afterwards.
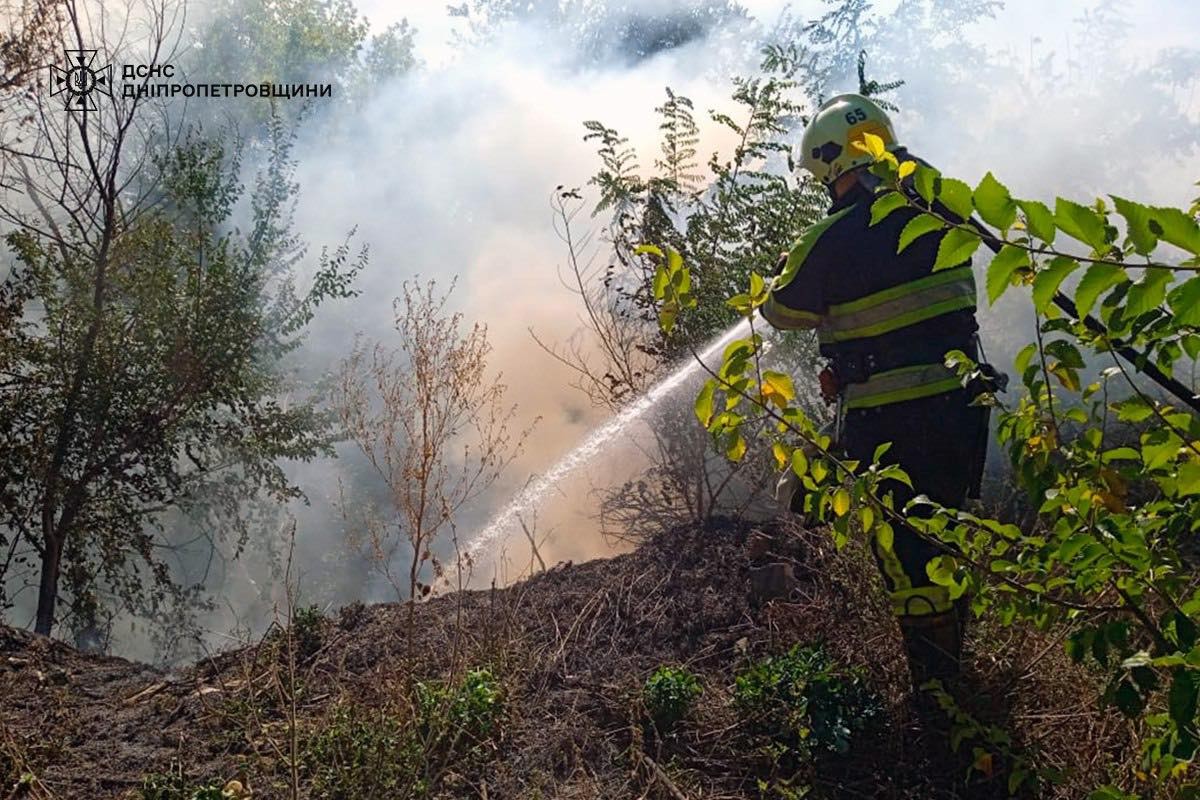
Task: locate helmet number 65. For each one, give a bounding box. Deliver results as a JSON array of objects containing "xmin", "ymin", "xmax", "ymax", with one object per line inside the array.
[{"xmin": 844, "ymin": 108, "xmax": 867, "ymax": 124}]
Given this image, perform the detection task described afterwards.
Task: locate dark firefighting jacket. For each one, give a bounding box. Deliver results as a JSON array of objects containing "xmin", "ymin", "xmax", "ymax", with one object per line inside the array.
[{"xmin": 762, "ymin": 166, "xmax": 979, "ymax": 409}]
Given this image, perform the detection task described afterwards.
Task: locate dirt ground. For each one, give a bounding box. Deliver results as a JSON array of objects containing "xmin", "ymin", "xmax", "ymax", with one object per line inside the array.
[{"xmin": 1, "ymin": 519, "xmax": 1132, "ymax": 799}]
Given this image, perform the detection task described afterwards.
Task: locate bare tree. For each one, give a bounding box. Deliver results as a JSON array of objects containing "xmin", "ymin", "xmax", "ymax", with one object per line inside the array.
[
  {"xmin": 335, "ymin": 278, "xmax": 533, "ymax": 614},
  {"xmin": 529, "ymin": 188, "xmax": 660, "ymax": 413}
]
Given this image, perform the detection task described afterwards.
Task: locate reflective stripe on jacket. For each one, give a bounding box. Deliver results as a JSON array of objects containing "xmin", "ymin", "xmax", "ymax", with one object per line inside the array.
[
  {"xmin": 815, "ymin": 265, "xmax": 976, "ymax": 344},
  {"xmin": 760, "ymin": 172, "xmax": 979, "ymax": 409}
]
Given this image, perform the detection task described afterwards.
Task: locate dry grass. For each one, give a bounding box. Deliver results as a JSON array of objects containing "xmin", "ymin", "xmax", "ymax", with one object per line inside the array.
[{"xmin": 1, "ymin": 518, "xmax": 1135, "ymax": 799}]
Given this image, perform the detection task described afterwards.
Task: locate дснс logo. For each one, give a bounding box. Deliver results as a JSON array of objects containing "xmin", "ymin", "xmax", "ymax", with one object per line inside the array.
[{"xmin": 49, "ymin": 49, "xmax": 112, "ymax": 112}]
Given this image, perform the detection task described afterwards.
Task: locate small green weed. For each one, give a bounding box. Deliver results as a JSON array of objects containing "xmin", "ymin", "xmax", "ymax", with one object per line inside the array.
[
  {"xmin": 304, "ymin": 668, "xmax": 502, "ymax": 799},
  {"xmin": 734, "ymin": 644, "xmax": 881, "ymax": 757},
  {"xmin": 291, "ymin": 604, "xmax": 324, "ymax": 658},
  {"xmin": 136, "ymin": 763, "xmax": 228, "ymax": 800},
  {"xmin": 415, "ymin": 667, "xmax": 502, "ymax": 745},
  {"xmin": 643, "ymin": 665, "xmax": 703, "ymax": 731}
]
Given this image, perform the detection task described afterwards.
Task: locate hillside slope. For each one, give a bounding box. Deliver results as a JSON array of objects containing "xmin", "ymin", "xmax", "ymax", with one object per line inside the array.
[{"xmin": 2, "ymin": 520, "xmax": 1127, "ymax": 799}]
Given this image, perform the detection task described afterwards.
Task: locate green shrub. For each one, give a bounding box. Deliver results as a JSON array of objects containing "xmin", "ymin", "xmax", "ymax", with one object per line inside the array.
[
  {"xmin": 643, "ymin": 665, "xmax": 703, "ymax": 731},
  {"xmin": 303, "ymin": 705, "xmax": 419, "ymax": 800},
  {"xmin": 734, "ymin": 645, "xmax": 881, "ymax": 756},
  {"xmin": 304, "ymin": 669, "xmax": 502, "ymax": 799},
  {"xmin": 291, "ymin": 604, "xmax": 324, "ymax": 657},
  {"xmin": 415, "ymin": 667, "xmax": 502, "ymax": 746}
]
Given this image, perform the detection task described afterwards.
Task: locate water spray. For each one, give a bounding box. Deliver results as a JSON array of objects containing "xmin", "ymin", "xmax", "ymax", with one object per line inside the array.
[{"xmin": 467, "ymin": 317, "xmax": 755, "ymax": 558}]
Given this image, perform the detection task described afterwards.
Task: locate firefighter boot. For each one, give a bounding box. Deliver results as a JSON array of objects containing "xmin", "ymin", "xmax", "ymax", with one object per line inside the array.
[{"xmin": 898, "ymin": 608, "xmax": 963, "ymax": 690}]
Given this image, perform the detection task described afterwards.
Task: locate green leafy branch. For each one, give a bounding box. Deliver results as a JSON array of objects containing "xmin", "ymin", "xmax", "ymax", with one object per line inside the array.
[{"xmin": 642, "ymin": 140, "xmax": 1200, "ymax": 789}]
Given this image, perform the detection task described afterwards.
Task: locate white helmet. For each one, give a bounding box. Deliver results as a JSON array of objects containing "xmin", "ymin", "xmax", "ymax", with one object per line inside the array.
[{"xmin": 798, "ymin": 93, "xmax": 900, "ymax": 186}]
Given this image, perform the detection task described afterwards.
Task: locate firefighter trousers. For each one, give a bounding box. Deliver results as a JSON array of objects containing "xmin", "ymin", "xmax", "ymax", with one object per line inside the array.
[{"xmin": 839, "ymin": 388, "xmax": 989, "ymax": 619}]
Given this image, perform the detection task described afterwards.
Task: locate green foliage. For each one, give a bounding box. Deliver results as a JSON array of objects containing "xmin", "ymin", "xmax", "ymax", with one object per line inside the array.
[
  {"xmin": 136, "ymin": 764, "xmax": 228, "ymax": 800},
  {"xmin": 660, "ymin": 124, "xmax": 1200, "ymax": 792},
  {"xmin": 414, "ymin": 668, "xmax": 503, "ymax": 745},
  {"xmin": 643, "ymin": 665, "xmax": 703, "ymax": 731},
  {"xmin": 581, "ymin": 47, "xmax": 830, "ymax": 380},
  {"xmin": 0, "ymin": 118, "xmax": 363, "ymax": 635},
  {"xmin": 292, "ymin": 604, "xmax": 324, "ymax": 658},
  {"xmin": 922, "ymin": 680, "xmax": 1063, "ymax": 795},
  {"xmin": 304, "ymin": 705, "xmax": 419, "ymax": 800},
  {"xmin": 189, "ymin": 0, "xmax": 417, "ymax": 127},
  {"xmin": 304, "ymin": 669, "xmax": 502, "ymax": 800},
  {"xmin": 734, "ymin": 644, "xmax": 881, "ymax": 757}
]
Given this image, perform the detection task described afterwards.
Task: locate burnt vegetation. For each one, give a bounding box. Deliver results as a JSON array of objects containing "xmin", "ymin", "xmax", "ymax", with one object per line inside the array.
[{"xmin": 0, "ymin": 520, "xmax": 1133, "ymax": 798}]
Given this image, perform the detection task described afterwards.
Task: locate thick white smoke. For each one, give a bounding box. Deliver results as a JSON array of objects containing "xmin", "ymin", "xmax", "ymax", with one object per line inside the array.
[{"xmin": 77, "ymin": 0, "xmax": 1200, "ymax": 658}]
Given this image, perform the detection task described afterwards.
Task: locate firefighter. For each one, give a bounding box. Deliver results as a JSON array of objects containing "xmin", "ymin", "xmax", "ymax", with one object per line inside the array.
[{"xmin": 762, "ymin": 93, "xmax": 994, "ymax": 689}]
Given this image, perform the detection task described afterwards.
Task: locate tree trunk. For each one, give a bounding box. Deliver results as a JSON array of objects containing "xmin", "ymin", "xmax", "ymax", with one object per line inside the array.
[{"xmin": 34, "ymin": 533, "xmax": 62, "ymax": 635}]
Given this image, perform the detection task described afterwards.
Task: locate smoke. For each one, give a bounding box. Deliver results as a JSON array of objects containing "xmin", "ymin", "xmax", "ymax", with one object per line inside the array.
[
  {"xmin": 35, "ymin": 0, "xmax": 1195, "ymax": 658},
  {"xmin": 274, "ymin": 4, "xmax": 765, "ymax": 600},
  {"xmin": 235, "ymin": 0, "xmax": 1200, "ymax": 630}
]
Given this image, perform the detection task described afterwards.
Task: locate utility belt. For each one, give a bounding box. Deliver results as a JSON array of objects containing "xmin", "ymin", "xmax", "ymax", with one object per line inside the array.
[
  {"xmin": 829, "ymin": 335, "xmax": 977, "ymax": 386},
  {"xmin": 820, "ymin": 337, "xmax": 1007, "ymax": 409},
  {"xmin": 818, "ymin": 336, "xmax": 978, "ymax": 409},
  {"xmin": 817, "ymin": 335, "xmax": 1006, "ymax": 499}
]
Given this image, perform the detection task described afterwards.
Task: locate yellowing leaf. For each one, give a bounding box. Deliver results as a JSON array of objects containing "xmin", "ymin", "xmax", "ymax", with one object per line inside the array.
[
  {"xmin": 772, "ymin": 442, "xmax": 788, "ymax": 470},
  {"xmin": 832, "ymin": 488, "xmax": 851, "ymax": 516},
  {"xmin": 761, "ymin": 370, "xmax": 796, "ymax": 408},
  {"xmin": 791, "ymin": 448, "xmax": 809, "ymax": 478},
  {"xmin": 875, "ymin": 521, "xmax": 893, "ymax": 551},
  {"xmin": 1049, "ymin": 362, "xmax": 1081, "ymax": 392},
  {"xmin": 694, "ymin": 380, "xmax": 716, "ymax": 427},
  {"xmin": 898, "ymin": 160, "xmax": 916, "ymax": 179},
  {"xmin": 749, "ymin": 271, "xmax": 766, "ymax": 302},
  {"xmin": 727, "ymin": 434, "xmax": 747, "ymax": 462},
  {"xmin": 851, "ymin": 131, "xmax": 886, "ymax": 159}
]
